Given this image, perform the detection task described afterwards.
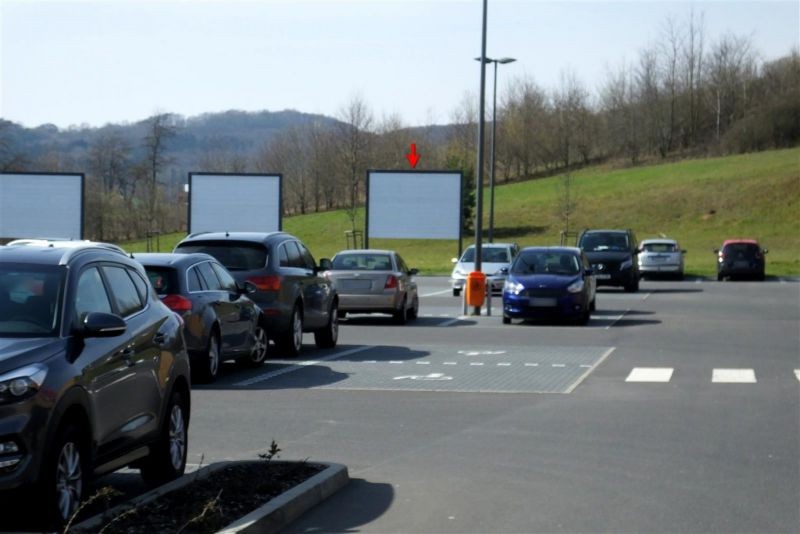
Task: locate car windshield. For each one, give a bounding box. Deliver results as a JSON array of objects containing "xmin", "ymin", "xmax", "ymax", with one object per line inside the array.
[
  {"xmin": 460, "ymin": 247, "xmax": 510, "ymax": 263},
  {"xmin": 580, "ymin": 233, "xmax": 630, "ymax": 252},
  {"xmin": 511, "ymin": 251, "xmax": 581, "ymax": 275},
  {"xmin": 643, "ymin": 243, "xmax": 677, "ymax": 253},
  {"xmin": 144, "ymin": 267, "xmax": 178, "ymax": 296},
  {"xmin": 723, "ymin": 243, "xmax": 760, "ymax": 257},
  {"xmin": 176, "ymin": 241, "xmax": 268, "ymax": 271},
  {"xmin": 332, "ymin": 254, "xmax": 393, "ymax": 271},
  {"xmin": 0, "ymin": 264, "xmax": 65, "ymax": 337}
]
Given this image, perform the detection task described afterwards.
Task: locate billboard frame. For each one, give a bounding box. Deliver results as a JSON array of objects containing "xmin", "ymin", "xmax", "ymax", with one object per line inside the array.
[
  {"xmin": 365, "ymin": 169, "xmax": 463, "ymax": 255},
  {"xmin": 188, "ymin": 172, "xmax": 283, "ymax": 235},
  {"xmin": 0, "ymin": 171, "xmax": 85, "ymax": 239}
]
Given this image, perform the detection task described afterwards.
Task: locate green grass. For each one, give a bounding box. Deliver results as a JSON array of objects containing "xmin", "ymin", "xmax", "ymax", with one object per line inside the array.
[{"xmin": 121, "ymin": 148, "xmax": 800, "ymax": 276}]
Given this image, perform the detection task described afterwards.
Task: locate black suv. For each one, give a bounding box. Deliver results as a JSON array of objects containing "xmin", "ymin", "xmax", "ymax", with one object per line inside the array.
[
  {"xmin": 577, "ymin": 229, "xmax": 640, "ymax": 292},
  {"xmin": 0, "ymin": 243, "xmax": 191, "ymax": 525},
  {"xmin": 174, "ymin": 232, "xmax": 338, "ymax": 357}
]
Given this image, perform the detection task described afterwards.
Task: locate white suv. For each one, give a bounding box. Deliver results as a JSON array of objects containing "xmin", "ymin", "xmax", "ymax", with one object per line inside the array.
[{"xmin": 450, "ymin": 242, "xmax": 519, "ymax": 296}]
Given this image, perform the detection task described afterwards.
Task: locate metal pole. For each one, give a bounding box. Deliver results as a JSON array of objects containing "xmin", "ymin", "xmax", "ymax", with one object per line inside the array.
[
  {"xmin": 473, "ymin": 0, "xmax": 488, "ymax": 316},
  {"xmin": 489, "ymin": 60, "xmax": 498, "ymax": 244}
]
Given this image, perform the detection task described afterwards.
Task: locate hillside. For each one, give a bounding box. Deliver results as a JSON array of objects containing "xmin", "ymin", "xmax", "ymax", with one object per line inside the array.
[{"xmin": 123, "ymin": 148, "xmax": 800, "ymax": 276}]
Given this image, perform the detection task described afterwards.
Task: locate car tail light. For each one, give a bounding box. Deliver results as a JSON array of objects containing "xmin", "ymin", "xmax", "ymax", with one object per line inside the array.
[
  {"xmin": 249, "ymin": 275, "xmax": 281, "ymax": 291},
  {"xmin": 162, "ymin": 294, "xmax": 192, "ymax": 313},
  {"xmin": 384, "ymin": 275, "xmax": 398, "ymax": 289}
]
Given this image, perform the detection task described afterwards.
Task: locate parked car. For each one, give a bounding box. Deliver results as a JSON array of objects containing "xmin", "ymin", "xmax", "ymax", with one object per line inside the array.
[
  {"xmin": 501, "ymin": 246, "xmax": 596, "ymax": 325},
  {"xmin": 715, "ymin": 239, "xmax": 767, "ymax": 281},
  {"xmin": 326, "ymin": 249, "xmax": 419, "ymax": 324},
  {"xmin": 134, "ymin": 253, "xmax": 268, "ymax": 382},
  {"xmin": 577, "ymin": 229, "xmax": 640, "ymax": 292},
  {"xmin": 0, "ymin": 243, "xmax": 191, "ymax": 526},
  {"xmin": 638, "ymin": 238, "xmax": 686, "ymax": 279},
  {"xmin": 6, "ymin": 238, "xmax": 127, "ymax": 254},
  {"xmin": 174, "ymin": 232, "xmax": 338, "ymax": 357},
  {"xmin": 450, "ymin": 242, "xmax": 519, "ymax": 297}
]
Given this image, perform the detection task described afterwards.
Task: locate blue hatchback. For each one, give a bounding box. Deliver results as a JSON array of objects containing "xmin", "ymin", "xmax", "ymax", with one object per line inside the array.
[{"xmin": 502, "ymin": 247, "xmax": 596, "ymax": 325}]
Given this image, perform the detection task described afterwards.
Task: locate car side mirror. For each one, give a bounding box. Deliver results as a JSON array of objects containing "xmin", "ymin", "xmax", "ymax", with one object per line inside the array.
[
  {"xmin": 319, "ymin": 258, "xmax": 332, "ymax": 271},
  {"xmin": 451, "ymin": 258, "xmax": 458, "ymax": 264},
  {"xmin": 409, "ymin": 268, "xmax": 419, "ymax": 276},
  {"xmin": 81, "ymin": 312, "xmax": 126, "ymax": 338}
]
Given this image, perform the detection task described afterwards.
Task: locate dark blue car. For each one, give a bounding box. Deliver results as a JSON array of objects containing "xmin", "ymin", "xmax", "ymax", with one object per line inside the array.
[{"xmin": 502, "ymin": 247, "xmax": 596, "ymax": 325}]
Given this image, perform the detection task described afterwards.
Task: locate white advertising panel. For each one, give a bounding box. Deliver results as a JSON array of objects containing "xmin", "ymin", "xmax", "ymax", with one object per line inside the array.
[
  {"xmin": 367, "ymin": 171, "xmax": 461, "ymax": 242},
  {"xmin": 189, "ymin": 173, "xmax": 282, "ymax": 234},
  {"xmin": 0, "ymin": 173, "xmax": 83, "ymax": 239}
]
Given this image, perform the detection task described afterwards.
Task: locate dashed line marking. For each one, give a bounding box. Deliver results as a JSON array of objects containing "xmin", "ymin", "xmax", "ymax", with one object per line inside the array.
[
  {"xmin": 470, "ymin": 362, "xmax": 484, "ymax": 366},
  {"xmin": 443, "ymin": 362, "xmax": 457, "ymax": 365},
  {"xmin": 563, "ymin": 347, "xmax": 617, "ymax": 394},
  {"xmin": 626, "ymin": 367, "xmax": 674, "ymax": 383},
  {"xmin": 712, "ymin": 368, "xmax": 756, "ymax": 383},
  {"xmin": 552, "ymin": 364, "xmax": 566, "ymax": 368},
  {"xmin": 234, "ymin": 346, "xmax": 372, "ymax": 387},
  {"xmin": 641, "ymin": 292, "xmax": 652, "ymax": 301},
  {"xmin": 364, "ymin": 360, "xmax": 377, "ymax": 363},
  {"xmin": 497, "ymin": 363, "xmax": 511, "ymax": 367},
  {"xmin": 525, "ymin": 363, "xmax": 539, "ymax": 367},
  {"xmin": 416, "ymin": 361, "xmax": 431, "ymax": 365},
  {"xmin": 579, "ymin": 364, "xmax": 592, "ymax": 368},
  {"xmin": 389, "ymin": 361, "xmax": 403, "ymax": 364}
]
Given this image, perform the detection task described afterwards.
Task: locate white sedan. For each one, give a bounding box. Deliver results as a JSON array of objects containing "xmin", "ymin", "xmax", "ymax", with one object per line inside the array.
[{"xmin": 638, "ymin": 238, "xmax": 686, "ymax": 279}]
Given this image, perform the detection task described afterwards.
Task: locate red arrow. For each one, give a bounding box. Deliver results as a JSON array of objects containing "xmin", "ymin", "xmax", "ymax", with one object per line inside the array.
[{"xmin": 406, "ymin": 143, "xmax": 420, "ymax": 168}]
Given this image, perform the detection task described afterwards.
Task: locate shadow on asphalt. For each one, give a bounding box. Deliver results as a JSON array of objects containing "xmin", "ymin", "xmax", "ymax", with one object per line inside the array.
[{"xmin": 283, "ymin": 478, "xmax": 394, "ymax": 533}]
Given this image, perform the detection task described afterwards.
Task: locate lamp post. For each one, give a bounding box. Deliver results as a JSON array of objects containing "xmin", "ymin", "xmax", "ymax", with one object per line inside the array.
[
  {"xmin": 475, "ymin": 56, "xmax": 516, "ymax": 243},
  {"xmin": 473, "ymin": 0, "xmax": 488, "ymax": 316}
]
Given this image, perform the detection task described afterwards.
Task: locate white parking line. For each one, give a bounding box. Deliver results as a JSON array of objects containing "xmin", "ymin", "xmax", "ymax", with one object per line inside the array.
[
  {"xmin": 524, "ymin": 363, "xmax": 539, "ymax": 367},
  {"xmin": 234, "ymin": 346, "xmax": 372, "ymax": 387},
  {"xmin": 420, "ymin": 289, "xmax": 453, "ymax": 297},
  {"xmin": 443, "ymin": 362, "xmax": 457, "ymax": 365},
  {"xmin": 552, "ymin": 363, "xmax": 566, "ymax": 368},
  {"xmin": 563, "ymin": 347, "xmax": 616, "ymax": 394},
  {"xmin": 497, "ymin": 363, "xmax": 511, "ymax": 367},
  {"xmin": 626, "ymin": 367, "xmax": 674, "ymax": 383},
  {"xmin": 641, "ymin": 292, "xmax": 652, "ymax": 301},
  {"xmin": 416, "ymin": 361, "xmax": 431, "ymax": 365},
  {"xmin": 439, "ymin": 318, "xmax": 462, "ymax": 327},
  {"xmin": 390, "ymin": 361, "xmax": 403, "ymax": 364},
  {"xmin": 712, "ymin": 368, "xmax": 757, "ymax": 383},
  {"xmin": 470, "ymin": 362, "xmax": 484, "ymax": 366},
  {"xmin": 605, "ymin": 309, "xmax": 630, "ymax": 329}
]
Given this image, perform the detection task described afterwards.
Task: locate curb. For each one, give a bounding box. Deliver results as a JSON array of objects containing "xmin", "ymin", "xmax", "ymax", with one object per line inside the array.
[{"xmin": 72, "ymin": 461, "xmax": 349, "ymax": 533}]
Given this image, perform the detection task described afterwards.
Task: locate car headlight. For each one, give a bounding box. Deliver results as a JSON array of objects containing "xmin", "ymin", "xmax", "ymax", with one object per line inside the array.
[
  {"xmin": 567, "ymin": 279, "xmax": 584, "ymax": 293},
  {"xmin": 504, "ymin": 280, "xmax": 525, "ymax": 295},
  {"xmin": 0, "ymin": 364, "xmax": 48, "ymax": 404},
  {"xmin": 620, "ymin": 258, "xmax": 633, "ymax": 270}
]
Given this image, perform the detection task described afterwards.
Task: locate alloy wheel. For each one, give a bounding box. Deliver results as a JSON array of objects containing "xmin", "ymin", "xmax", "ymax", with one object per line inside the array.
[
  {"xmin": 208, "ymin": 337, "xmax": 220, "ymax": 377},
  {"xmin": 250, "ymin": 326, "xmax": 268, "ymax": 363},
  {"xmin": 168, "ymin": 404, "xmax": 186, "ymax": 471},
  {"xmin": 55, "ymin": 442, "xmax": 83, "ymax": 521},
  {"xmin": 292, "ymin": 309, "xmax": 303, "ymax": 352}
]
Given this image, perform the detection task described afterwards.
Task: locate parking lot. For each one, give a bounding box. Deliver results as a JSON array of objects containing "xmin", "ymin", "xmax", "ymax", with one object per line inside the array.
[{"xmin": 82, "ymin": 276, "xmax": 800, "ymax": 533}]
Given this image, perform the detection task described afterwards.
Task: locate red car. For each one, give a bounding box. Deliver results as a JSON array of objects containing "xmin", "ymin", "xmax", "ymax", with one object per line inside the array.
[{"xmin": 714, "ymin": 239, "xmax": 767, "ymax": 281}]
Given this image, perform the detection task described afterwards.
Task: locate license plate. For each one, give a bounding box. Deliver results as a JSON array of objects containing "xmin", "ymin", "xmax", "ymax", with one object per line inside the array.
[
  {"xmin": 530, "ymin": 297, "xmax": 557, "ymax": 307},
  {"xmin": 596, "ymin": 274, "xmax": 611, "ymax": 280},
  {"xmin": 734, "ymin": 261, "xmax": 749, "ymax": 268},
  {"xmin": 340, "ymin": 279, "xmax": 371, "ymax": 290}
]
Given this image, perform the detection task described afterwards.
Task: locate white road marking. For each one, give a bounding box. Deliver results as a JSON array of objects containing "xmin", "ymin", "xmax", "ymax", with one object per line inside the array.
[
  {"xmin": 626, "ymin": 367, "xmax": 674, "ymax": 383},
  {"xmin": 524, "ymin": 363, "xmax": 539, "ymax": 367},
  {"xmin": 641, "ymin": 292, "xmax": 652, "ymax": 301},
  {"xmin": 439, "ymin": 318, "xmax": 462, "ymax": 327},
  {"xmin": 364, "ymin": 360, "xmax": 377, "ymax": 363},
  {"xmin": 497, "ymin": 363, "xmax": 511, "ymax": 366},
  {"xmin": 470, "ymin": 362, "xmax": 484, "ymax": 366},
  {"xmin": 795, "ymin": 370, "xmax": 800, "ymax": 382},
  {"xmin": 443, "ymin": 362, "xmax": 457, "ymax": 365},
  {"xmin": 605, "ymin": 309, "xmax": 630, "ymax": 329},
  {"xmin": 579, "ymin": 364, "xmax": 592, "ymax": 368},
  {"xmin": 420, "ymin": 289, "xmax": 453, "ymax": 297},
  {"xmin": 552, "ymin": 364, "xmax": 566, "ymax": 368},
  {"xmin": 458, "ymin": 350, "xmax": 506, "ymax": 356},
  {"xmin": 390, "ymin": 361, "xmax": 403, "ymax": 364},
  {"xmin": 394, "ymin": 373, "xmax": 452, "ymax": 381},
  {"xmin": 712, "ymin": 368, "xmax": 757, "ymax": 383},
  {"xmin": 416, "ymin": 361, "xmax": 431, "ymax": 365},
  {"xmin": 234, "ymin": 346, "xmax": 372, "ymax": 387},
  {"xmin": 563, "ymin": 347, "xmax": 617, "ymax": 394}
]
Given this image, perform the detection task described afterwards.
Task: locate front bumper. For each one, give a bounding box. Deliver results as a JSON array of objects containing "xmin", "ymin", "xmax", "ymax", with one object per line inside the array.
[
  {"xmin": 0, "ymin": 400, "xmax": 46, "ymax": 491},
  {"xmin": 592, "ymin": 266, "xmax": 636, "ymax": 287},
  {"xmin": 503, "ymin": 292, "xmax": 587, "ymax": 319}
]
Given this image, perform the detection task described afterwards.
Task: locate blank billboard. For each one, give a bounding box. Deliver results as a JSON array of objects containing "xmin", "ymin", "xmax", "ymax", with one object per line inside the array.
[
  {"xmin": 189, "ymin": 173, "xmax": 282, "ymax": 234},
  {"xmin": 0, "ymin": 173, "xmax": 84, "ymax": 239},
  {"xmin": 367, "ymin": 171, "xmax": 462, "ymax": 242}
]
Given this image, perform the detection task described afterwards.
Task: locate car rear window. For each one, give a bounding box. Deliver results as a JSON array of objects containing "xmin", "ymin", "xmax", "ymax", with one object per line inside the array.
[
  {"xmin": 176, "ymin": 241, "xmax": 268, "ymax": 271},
  {"xmin": 643, "ymin": 243, "xmax": 677, "ymax": 252},
  {"xmin": 332, "ymin": 254, "xmax": 393, "ymax": 271},
  {"xmin": 460, "ymin": 247, "xmax": 510, "ymax": 263},
  {"xmin": 580, "ymin": 233, "xmax": 629, "ymax": 252},
  {"xmin": 144, "ymin": 267, "xmax": 179, "ymax": 296},
  {"xmin": 723, "ymin": 243, "xmax": 760, "ymax": 257}
]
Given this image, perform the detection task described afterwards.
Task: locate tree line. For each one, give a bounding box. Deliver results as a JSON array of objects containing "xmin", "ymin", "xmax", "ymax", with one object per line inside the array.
[{"xmin": 1, "ymin": 13, "xmax": 797, "ymax": 243}]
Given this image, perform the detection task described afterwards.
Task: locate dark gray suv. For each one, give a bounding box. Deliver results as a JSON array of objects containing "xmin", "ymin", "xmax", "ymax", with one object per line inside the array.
[
  {"xmin": 175, "ymin": 232, "xmax": 338, "ymax": 357},
  {"xmin": 577, "ymin": 229, "xmax": 640, "ymax": 292},
  {"xmin": 0, "ymin": 243, "xmax": 191, "ymax": 526}
]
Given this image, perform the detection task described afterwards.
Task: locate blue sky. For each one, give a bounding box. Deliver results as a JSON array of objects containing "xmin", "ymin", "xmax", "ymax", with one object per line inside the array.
[{"xmin": 1, "ymin": 0, "xmax": 798, "ymax": 128}]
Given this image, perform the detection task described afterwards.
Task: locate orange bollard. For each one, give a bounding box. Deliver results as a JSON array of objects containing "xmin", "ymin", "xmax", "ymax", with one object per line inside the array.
[{"xmin": 465, "ymin": 271, "xmax": 487, "ymax": 307}]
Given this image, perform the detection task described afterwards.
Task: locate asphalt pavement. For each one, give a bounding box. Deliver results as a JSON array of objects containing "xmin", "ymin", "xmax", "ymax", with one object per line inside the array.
[{"xmin": 103, "ymin": 276, "xmax": 800, "ymax": 533}]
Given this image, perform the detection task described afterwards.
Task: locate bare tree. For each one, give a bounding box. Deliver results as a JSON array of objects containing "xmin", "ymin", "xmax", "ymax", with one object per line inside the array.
[
  {"xmin": 335, "ymin": 94, "xmax": 374, "ymax": 231},
  {"xmin": 142, "ymin": 113, "xmax": 178, "ymax": 235},
  {"xmin": 87, "ymin": 130, "xmax": 131, "ymax": 240}
]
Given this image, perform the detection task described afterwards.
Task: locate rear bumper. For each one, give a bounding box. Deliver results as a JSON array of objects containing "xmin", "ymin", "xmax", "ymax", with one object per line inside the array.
[
  {"xmin": 639, "ymin": 264, "xmax": 682, "ymax": 274},
  {"xmin": 339, "ymin": 293, "xmax": 400, "ymax": 312}
]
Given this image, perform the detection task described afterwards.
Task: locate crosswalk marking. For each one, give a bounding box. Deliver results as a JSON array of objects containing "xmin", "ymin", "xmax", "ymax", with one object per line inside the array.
[
  {"xmin": 626, "ymin": 367, "xmax": 674, "ymax": 383},
  {"xmin": 712, "ymin": 368, "xmax": 757, "ymax": 383}
]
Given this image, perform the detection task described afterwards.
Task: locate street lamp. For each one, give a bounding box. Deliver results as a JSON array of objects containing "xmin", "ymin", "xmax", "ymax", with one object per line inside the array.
[{"xmin": 475, "ymin": 56, "xmax": 516, "ymax": 243}]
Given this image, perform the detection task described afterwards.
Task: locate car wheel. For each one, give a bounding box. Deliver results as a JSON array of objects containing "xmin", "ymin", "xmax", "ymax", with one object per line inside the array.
[
  {"xmin": 452, "ymin": 288, "xmax": 461, "ymax": 297},
  {"xmin": 624, "ymin": 280, "xmax": 639, "ymax": 292},
  {"xmin": 244, "ymin": 325, "xmax": 268, "ymax": 367},
  {"xmin": 407, "ymin": 295, "xmax": 419, "ymax": 320},
  {"xmin": 44, "ymin": 424, "xmax": 86, "ymax": 526},
  {"xmin": 717, "ymin": 273, "xmax": 724, "ymax": 282},
  {"xmin": 589, "ymin": 298, "xmax": 596, "ymax": 311},
  {"xmin": 140, "ymin": 390, "xmax": 188, "ymax": 488},
  {"xmin": 315, "ymin": 301, "xmax": 339, "ymax": 349},
  {"xmin": 393, "ymin": 297, "xmax": 408, "ymax": 325},
  {"xmin": 196, "ymin": 332, "xmax": 220, "ymax": 383},
  {"xmin": 502, "ymin": 315, "xmax": 511, "ymax": 325},
  {"xmin": 277, "ymin": 304, "xmax": 303, "ymax": 357}
]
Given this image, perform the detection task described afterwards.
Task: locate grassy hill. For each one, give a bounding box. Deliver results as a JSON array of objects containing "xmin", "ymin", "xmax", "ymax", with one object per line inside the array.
[{"xmin": 123, "ymin": 147, "xmax": 800, "ymax": 276}]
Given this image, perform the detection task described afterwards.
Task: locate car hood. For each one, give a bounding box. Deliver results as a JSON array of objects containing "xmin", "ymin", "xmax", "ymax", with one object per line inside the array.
[
  {"xmin": 453, "ymin": 262, "xmax": 510, "ymax": 275},
  {"xmin": 0, "ymin": 337, "xmax": 65, "ymax": 372},
  {"xmin": 511, "ymin": 273, "xmax": 580, "ymax": 289},
  {"xmin": 583, "ymin": 251, "xmax": 632, "ymax": 263}
]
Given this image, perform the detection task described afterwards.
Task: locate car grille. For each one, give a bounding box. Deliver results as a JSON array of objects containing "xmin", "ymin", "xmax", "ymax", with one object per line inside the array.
[
  {"xmin": 593, "ymin": 262, "xmax": 619, "ymax": 272},
  {"xmin": 522, "ymin": 288, "xmax": 563, "ymax": 298}
]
